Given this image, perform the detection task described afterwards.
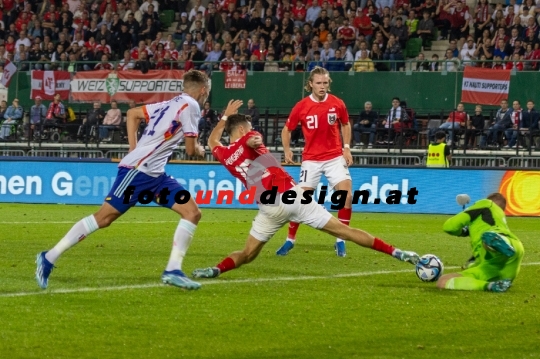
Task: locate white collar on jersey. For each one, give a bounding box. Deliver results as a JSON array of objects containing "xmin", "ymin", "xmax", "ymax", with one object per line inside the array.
[{"xmin": 309, "ymin": 93, "xmax": 328, "ymax": 103}]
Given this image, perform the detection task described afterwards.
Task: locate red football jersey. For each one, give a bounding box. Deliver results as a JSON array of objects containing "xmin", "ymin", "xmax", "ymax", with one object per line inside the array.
[
  {"xmin": 286, "ymin": 94, "xmax": 349, "ymax": 162},
  {"xmin": 337, "ymin": 26, "xmax": 356, "ymax": 46},
  {"xmin": 213, "ymin": 130, "xmax": 295, "ymax": 193}
]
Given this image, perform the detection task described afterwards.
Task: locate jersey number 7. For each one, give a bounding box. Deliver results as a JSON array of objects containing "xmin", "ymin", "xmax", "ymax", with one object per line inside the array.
[{"xmin": 306, "ymin": 115, "xmax": 318, "ymax": 129}]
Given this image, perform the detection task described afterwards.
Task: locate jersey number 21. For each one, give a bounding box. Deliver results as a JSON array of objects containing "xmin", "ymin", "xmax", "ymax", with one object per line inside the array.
[{"xmin": 306, "ymin": 115, "xmax": 318, "ymax": 129}]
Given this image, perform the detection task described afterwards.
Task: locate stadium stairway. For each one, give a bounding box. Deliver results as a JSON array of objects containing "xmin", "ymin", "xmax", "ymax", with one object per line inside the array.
[{"xmin": 422, "ymin": 39, "xmax": 450, "ymax": 61}]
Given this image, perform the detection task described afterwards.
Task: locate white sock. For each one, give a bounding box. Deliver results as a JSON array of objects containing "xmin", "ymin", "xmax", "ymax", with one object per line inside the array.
[
  {"xmin": 336, "ymin": 238, "xmax": 345, "ymax": 243},
  {"xmin": 45, "ymin": 215, "xmax": 99, "ymax": 264},
  {"xmin": 165, "ymin": 219, "xmax": 197, "ymax": 272},
  {"xmin": 286, "ymin": 237, "xmax": 296, "ymax": 242}
]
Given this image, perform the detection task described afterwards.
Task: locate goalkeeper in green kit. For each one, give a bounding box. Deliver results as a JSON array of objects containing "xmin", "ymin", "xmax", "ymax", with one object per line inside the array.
[{"xmin": 436, "ymin": 193, "xmax": 524, "ymax": 293}]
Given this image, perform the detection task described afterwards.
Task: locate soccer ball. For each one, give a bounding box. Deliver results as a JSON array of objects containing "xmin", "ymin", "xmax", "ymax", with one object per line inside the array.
[{"xmin": 415, "ymin": 254, "xmax": 444, "ymax": 282}]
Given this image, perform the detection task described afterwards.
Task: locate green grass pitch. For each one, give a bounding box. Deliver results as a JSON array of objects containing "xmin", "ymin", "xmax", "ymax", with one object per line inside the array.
[{"xmin": 0, "ymin": 203, "xmax": 539, "ymax": 359}]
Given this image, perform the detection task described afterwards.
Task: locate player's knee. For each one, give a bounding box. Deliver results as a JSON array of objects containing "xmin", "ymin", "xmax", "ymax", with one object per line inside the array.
[
  {"xmin": 345, "ymin": 191, "xmax": 353, "ymax": 206},
  {"xmin": 184, "ymin": 207, "xmax": 202, "ymax": 224},
  {"xmin": 95, "ymin": 214, "xmax": 115, "ymax": 228}
]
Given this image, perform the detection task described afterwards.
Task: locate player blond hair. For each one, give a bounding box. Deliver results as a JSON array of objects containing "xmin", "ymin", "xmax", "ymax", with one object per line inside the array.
[
  {"xmin": 183, "ymin": 70, "xmax": 210, "ymax": 91},
  {"xmin": 304, "ymin": 66, "xmax": 332, "ymax": 93}
]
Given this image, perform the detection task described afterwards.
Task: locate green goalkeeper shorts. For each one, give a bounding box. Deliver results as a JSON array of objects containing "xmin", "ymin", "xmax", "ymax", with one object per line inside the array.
[{"xmin": 461, "ymin": 236, "xmax": 525, "ymax": 282}]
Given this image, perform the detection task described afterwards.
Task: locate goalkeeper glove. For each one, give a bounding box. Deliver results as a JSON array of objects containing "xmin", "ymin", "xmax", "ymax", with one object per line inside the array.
[{"xmin": 460, "ymin": 226, "xmax": 470, "ymax": 237}]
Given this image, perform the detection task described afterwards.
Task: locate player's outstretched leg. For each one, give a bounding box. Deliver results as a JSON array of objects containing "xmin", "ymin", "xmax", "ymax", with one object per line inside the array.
[
  {"xmin": 193, "ymin": 235, "xmax": 265, "ymax": 278},
  {"xmin": 276, "ymin": 222, "xmax": 299, "ymax": 256},
  {"xmin": 437, "ymin": 273, "xmax": 512, "ymax": 292},
  {"xmin": 162, "ymin": 201, "xmax": 202, "ymax": 290},
  {"xmin": 35, "ymin": 202, "xmax": 120, "ymax": 289},
  {"xmin": 320, "ymin": 217, "xmax": 420, "ymax": 264},
  {"xmin": 334, "ymin": 208, "xmax": 351, "ymax": 257},
  {"xmin": 482, "ymin": 231, "xmax": 516, "ymax": 257},
  {"xmin": 333, "ymin": 179, "xmax": 354, "ymax": 258}
]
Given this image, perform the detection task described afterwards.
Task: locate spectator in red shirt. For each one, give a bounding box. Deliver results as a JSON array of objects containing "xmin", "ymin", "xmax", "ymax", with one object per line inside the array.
[
  {"xmin": 95, "ymin": 38, "xmax": 112, "ymax": 59},
  {"xmin": 506, "ymin": 53, "xmax": 524, "ymax": 71},
  {"xmin": 84, "ymin": 37, "xmax": 97, "ymax": 53},
  {"xmin": 219, "ymin": 50, "xmax": 236, "ymax": 71},
  {"xmin": 292, "ymin": 0, "xmax": 306, "ymax": 21},
  {"xmin": 354, "ymin": 10, "xmax": 373, "ymax": 43},
  {"xmin": 118, "ymin": 50, "xmax": 135, "ymax": 71},
  {"xmin": 131, "ymin": 41, "xmax": 149, "ymax": 60},
  {"xmin": 100, "ymin": 0, "xmax": 118, "ymax": 16},
  {"xmin": 430, "ymin": 103, "xmax": 469, "ymax": 144},
  {"xmin": 337, "ymin": 17, "xmax": 356, "ymax": 49},
  {"xmin": 94, "ymin": 54, "xmax": 114, "ymax": 70},
  {"xmin": 252, "ymin": 41, "xmax": 268, "ymax": 61},
  {"xmin": 5, "ymin": 36, "xmax": 16, "ymax": 54},
  {"xmin": 15, "ymin": 11, "xmax": 30, "ymax": 32}
]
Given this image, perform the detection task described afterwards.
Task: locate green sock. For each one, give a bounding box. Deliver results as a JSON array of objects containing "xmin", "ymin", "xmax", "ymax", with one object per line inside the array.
[{"xmin": 445, "ymin": 277, "xmax": 489, "ymax": 291}]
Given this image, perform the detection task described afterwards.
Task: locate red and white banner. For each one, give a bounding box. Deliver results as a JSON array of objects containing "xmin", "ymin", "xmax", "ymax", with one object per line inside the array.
[
  {"xmin": 30, "ymin": 71, "xmax": 71, "ymax": 100},
  {"xmin": 224, "ymin": 68, "xmax": 246, "ymax": 89},
  {"xmin": 70, "ymin": 70, "xmax": 185, "ymax": 103},
  {"xmin": 461, "ymin": 67, "xmax": 511, "ymax": 106},
  {"xmin": 1, "ymin": 60, "xmax": 17, "ymax": 88}
]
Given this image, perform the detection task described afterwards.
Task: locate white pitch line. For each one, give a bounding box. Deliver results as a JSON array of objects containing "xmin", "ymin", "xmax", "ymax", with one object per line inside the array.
[
  {"xmin": 0, "ymin": 220, "xmax": 243, "ymax": 224},
  {"xmin": 2, "ymin": 262, "xmax": 539, "ymax": 298}
]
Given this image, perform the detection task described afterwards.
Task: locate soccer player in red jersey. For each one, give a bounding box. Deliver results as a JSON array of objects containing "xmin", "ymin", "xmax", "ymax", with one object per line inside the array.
[
  {"xmin": 191, "ymin": 101, "xmax": 420, "ymax": 279},
  {"xmin": 276, "ymin": 66, "xmax": 353, "ymax": 257}
]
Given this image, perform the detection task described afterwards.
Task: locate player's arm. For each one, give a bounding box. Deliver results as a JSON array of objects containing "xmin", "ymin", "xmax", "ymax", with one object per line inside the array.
[
  {"xmin": 184, "ymin": 136, "xmax": 204, "ymax": 157},
  {"xmin": 126, "ymin": 106, "xmax": 146, "ymax": 152},
  {"xmin": 282, "ymin": 107, "xmax": 300, "ymax": 164},
  {"xmin": 208, "ymin": 99, "xmax": 244, "ymax": 152},
  {"xmin": 281, "ymin": 125, "xmax": 293, "ymax": 163},
  {"xmin": 208, "ymin": 117, "xmax": 226, "ymax": 152},
  {"xmin": 341, "ymin": 121, "xmax": 353, "ymax": 165},
  {"xmin": 442, "ymin": 212, "xmax": 471, "ymax": 237},
  {"xmin": 340, "ymin": 103, "xmax": 353, "ymax": 165}
]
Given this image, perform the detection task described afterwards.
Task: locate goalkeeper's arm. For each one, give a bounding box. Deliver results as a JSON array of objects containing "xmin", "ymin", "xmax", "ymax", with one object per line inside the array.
[{"xmin": 443, "ymin": 212, "xmax": 471, "ymax": 237}]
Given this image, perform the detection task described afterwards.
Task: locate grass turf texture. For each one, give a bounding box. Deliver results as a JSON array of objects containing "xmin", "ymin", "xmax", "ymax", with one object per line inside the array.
[{"xmin": 1, "ymin": 204, "xmax": 539, "ymax": 359}]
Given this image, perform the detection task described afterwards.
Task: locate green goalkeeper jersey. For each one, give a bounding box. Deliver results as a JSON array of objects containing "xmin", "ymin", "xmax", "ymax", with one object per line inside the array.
[{"xmin": 442, "ymin": 199, "xmax": 520, "ymax": 258}]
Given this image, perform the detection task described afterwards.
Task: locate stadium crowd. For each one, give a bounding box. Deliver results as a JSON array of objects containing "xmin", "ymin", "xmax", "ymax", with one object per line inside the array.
[
  {"xmin": 1, "ymin": 0, "xmax": 540, "ymax": 148},
  {"xmin": 1, "ymin": 0, "xmax": 540, "ymax": 73}
]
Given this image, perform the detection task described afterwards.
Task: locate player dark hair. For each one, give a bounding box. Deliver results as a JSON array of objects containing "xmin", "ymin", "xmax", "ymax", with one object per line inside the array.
[
  {"xmin": 183, "ymin": 70, "xmax": 209, "ymax": 90},
  {"xmin": 435, "ymin": 131, "xmax": 446, "ymax": 140},
  {"xmin": 305, "ymin": 66, "xmax": 332, "ymax": 93},
  {"xmin": 487, "ymin": 192, "xmax": 507, "ymax": 210},
  {"xmin": 225, "ymin": 113, "xmax": 252, "ymax": 135}
]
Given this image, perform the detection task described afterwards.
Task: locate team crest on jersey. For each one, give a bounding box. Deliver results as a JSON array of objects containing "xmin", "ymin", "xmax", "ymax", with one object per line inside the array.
[{"xmin": 328, "ymin": 113, "xmax": 337, "ymax": 125}]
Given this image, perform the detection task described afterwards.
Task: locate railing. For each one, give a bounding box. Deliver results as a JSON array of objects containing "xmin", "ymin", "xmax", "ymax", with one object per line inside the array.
[
  {"xmin": 450, "ymin": 156, "xmax": 507, "ymax": 167},
  {"xmin": 355, "ymin": 155, "xmax": 423, "ymax": 166},
  {"xmin": 27, "ymin": 149, "xmax": 105, "ymax": 158},
  {"xmin": 105, "ymin": 150, "xmax": 129, "ymax": 159},
  {"xmin": 0, "ymin": 149, "xmax": 25, "ymax": 156},
  {"xmin": 9, "ymin": 59, "xmax": 540, "ymax": 74},
  {"xmin": 508, "ymin": 157, "xmax": 540, "ymax": 168}
]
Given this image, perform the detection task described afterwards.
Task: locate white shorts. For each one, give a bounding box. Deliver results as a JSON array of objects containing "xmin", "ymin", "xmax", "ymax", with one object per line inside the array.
[
  {"xmin": 299, "ymin": 156, "xmax": 351, "ymax": 189},
  {"xmin": 250, "ymin": 185, "xmax": 333, "ymax": 242}
]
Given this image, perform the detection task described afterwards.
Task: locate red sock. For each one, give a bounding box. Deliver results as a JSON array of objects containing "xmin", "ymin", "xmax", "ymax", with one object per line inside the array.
[
  {"xmin": 372, "ymin": 238, "xmax": 395, "ymax": 256},
  {"xmin": 287, "ymin": 222, "xmax": 300, "ymax": 240},
  {"xmin": 216, "ymin": 257, "xmax": 236, "ymax": 274},
  {"xmin": 338, "ymin": 208, "xmax": 352, "ymax": 226}
]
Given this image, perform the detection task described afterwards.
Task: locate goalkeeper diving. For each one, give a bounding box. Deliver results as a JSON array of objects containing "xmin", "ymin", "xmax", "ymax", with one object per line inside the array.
[{"xmin": 436, "ymin": 193, "xmax": 524, "ymax": 293}]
